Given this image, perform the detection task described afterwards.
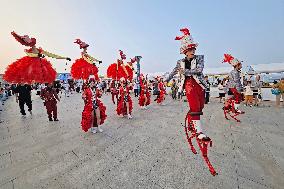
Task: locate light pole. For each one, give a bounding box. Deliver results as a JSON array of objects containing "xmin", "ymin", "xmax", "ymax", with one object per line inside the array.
[{"xmin": 135, "ymin": 56, "xmax": 142, "ymax": 93}]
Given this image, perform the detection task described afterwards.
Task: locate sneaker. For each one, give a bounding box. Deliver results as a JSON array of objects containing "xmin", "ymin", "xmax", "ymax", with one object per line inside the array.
[
  {"xmin": 49, "ymin": 117, "xmax": 53, "ymax": 121},
  {"xmin": 127, "ymin": 114, "xmax": 133, "ymax": 119},
  {"xmin": 97, "ymin": 127, "xmax": 103, "ymax": 133},
  {"xmin": 91, "ymin": 127, "xmax": 97, "ymax": 134},
  {"xmin": 236, "ymin": 109, "xmax": 245, "ymax": 114},
  {"xmin": 197, "ymin": 133, "xmax": 211, "ymax": 141},
  {"xmin": 144, "ymin": 106, "xmax": 148, "ymax": 110},
  {"xmin": 54, "ymin": 118, "xmax": 59, "ymax": 121}
]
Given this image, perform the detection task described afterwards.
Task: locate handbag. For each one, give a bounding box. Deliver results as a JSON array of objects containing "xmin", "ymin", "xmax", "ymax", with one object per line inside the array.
[{"xmin": 271, "ymin": 89, "xmax": 281, "ymax": 95}]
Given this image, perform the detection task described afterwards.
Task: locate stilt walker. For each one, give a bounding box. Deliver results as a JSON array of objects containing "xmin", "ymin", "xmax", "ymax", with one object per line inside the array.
[
  {"xmin": 4, "ymin": 31, "xmax": 71, "ymax": 84},
  {"xmin": 222, "ymin": 54, "xmax": 244, "ymax": 122},
  {"xmin": 167, "ymin": 28, "xmax": 217, "ymax": 176},
  {"xmin": 3, "ymin": 32, "xmax": 70, "ymax": 117},
  {"xmin": 71, "ymin": 39, "xmax": 101, "ymax": 80},
  {"xmin": 107, "ymin": 50, "xmax": 136, "ymax": 119},
  {"xmin": 70, "ymin": 39, "xmax": 107, "ymax": 133}
]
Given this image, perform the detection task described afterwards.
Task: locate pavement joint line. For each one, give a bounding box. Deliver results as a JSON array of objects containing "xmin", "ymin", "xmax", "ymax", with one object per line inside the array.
[
  {"xmin": 238, "ymin": 174, "xmax": 273, "ymax": 189},
  {"xmin": 230, "ymin": 123, "xmax": 240, "ymax": 189},
  {"xmin": 256, "ymin": 132, "xmax": 284, "ymax": 174},
  {"xmin": 71, "ymin": 150, "xmax": 79, "ymax": 158}
]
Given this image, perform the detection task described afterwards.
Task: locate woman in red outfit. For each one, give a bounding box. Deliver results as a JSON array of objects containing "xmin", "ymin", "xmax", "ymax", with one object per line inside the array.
[
  {"xmin": 81, "ymin": 79, "xmax": 107, "ymax": 133},
  {"xmin": 116, "ymin": 78, "xmax": 133, "ymax": 119},
  {"xmin": 4, "ymin": 32, "xmax": 70, "ymax": 84},
  {"xmin": 156, "ymin": 77, "xmax": 166, "ymax": 105},
  {"xmin": 139, "ymin": 74, "xmax": 151, "ymax": 109}
]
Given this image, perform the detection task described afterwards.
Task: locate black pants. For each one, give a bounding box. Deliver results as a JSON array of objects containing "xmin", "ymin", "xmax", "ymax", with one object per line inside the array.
[
  {"xmin": 19, "ymin": 99, "xmax": 32, "ymax": 115},
  {"xmin": 134, "ymin": 89, "xmax": 139, "ymax": 97},
  {"xmin": 172, "ymin": 90, "xmax": 177, "ymax": 100},
  {"xmin": 205, "ymin": 92, "xmax": 210, "ymax": 104}
]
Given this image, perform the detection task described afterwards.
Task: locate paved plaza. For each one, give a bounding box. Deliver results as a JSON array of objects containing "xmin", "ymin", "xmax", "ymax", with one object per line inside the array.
[{"xmin": 0, "ymin": 93, "xmax": 283, "ymax": 189}]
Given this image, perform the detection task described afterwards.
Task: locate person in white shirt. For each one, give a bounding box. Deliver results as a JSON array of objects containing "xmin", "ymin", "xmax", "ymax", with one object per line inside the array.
[
  {"xmin": 218, "ymin": 80, "xmax": 226, "ymax": 103},
  {"xmin": 244, "ymin": 81, "xmax": 253, "ymax": 107},
  {"xmin": 63, "ymin": 82, "xmax": 70, "ymax": 97}
]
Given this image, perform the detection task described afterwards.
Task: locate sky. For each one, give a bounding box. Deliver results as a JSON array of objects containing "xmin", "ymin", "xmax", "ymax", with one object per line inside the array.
[{"xmin": 0, "ymin": 0, "xmax": 283, "ymax": 75}]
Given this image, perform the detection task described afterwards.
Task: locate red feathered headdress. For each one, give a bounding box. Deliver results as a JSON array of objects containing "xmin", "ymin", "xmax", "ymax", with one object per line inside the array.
[
  {"xmin": 74, "ymin": 39, "xmax": 89, "ymax": 49},
  {"xmin": 11, "ymin": 31, "xmax": 36, "ymax": 47},
  {"xmin": 222, "ymin": 54, "xmax": 242, "ymax": 66}
]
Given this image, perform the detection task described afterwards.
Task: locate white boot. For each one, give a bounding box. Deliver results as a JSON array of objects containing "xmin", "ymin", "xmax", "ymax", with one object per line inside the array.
[
  {"xmin": 234, "ymin": 103, "xmax": 244, "ymax": 113},
  {"xmin": 192, "ymin": 120, "xmax": 208, "ymax": 140}
]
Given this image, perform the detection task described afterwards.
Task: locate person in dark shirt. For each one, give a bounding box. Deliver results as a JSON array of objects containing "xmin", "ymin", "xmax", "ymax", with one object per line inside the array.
[
  {"xmin": 204, "ymin": 76, "xmax": 210, "ymax": 104},
  {"xmin": 15, "ymin": 83, "xmax": 32, "ymax": 116}
]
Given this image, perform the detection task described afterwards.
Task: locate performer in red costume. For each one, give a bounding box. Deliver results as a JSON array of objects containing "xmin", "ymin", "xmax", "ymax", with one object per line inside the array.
[
  {"xmin": 71, "ymin": 39, "xmax": 101, "ymax": 80},
  {"xmin": 116, "ymin": 78, "xmax": 133, "ymax": 119},
  {"xmin": 110, "ymin": 80, "xmax": 119, "ymax": 104},
  {"xmin": 4, "ymin": 32, "xmax": 71, "ymax": 84},
  {"xmin": 81, "ymin": 78, "xmax": 107, "ymax": 133},
  {"xmin": 167, "ymin": 28, "xmax": 217, "ymax": 176},
  {"xmin": 156, "ymin": 77, "xmax": 166, "ymax": 105},
  {"xmin": 222, "ymin": 54, "xmax": 244, "ymax": 122},
  {"xmin": 139, "ymin": 74, "xmax": 151, "ymax": 109},
  {"xmin": 41, "ymin": 83, "xmax": 60, "ymax": 121},
  {"xmin": 107, "ymin": 50, "xmax": 136, "ymax": 114}
]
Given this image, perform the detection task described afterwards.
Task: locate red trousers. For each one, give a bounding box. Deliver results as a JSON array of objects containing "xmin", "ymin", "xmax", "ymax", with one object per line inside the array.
[
  {"xmin": 185, "ymin": 77, "xmax": 205, "ymax": 120},
  {"xmin": 45, "ymin": 100, "xmax": 57, "ymax": 119},
  {"xmin": 229, "ymin": 88, "xmax": 242, "ymax": 104},
  {"xmin": 111, "ymin": 92, "xmax": 118, "ymax": 104}
]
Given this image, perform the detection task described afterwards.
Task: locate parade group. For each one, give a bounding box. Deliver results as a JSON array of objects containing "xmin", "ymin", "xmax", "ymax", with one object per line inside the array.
[{"xmin": 1, "ymin": 28, "xmax": 249, "ymax": 175}]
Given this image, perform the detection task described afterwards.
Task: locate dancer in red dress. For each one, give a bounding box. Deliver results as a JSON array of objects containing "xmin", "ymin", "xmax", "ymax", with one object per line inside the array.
[
  {"xmin": 81, "ymin": 79, "xmax": 107, "ymax": 133},
  {"xmin": 116, "ymin": 78, "xmax": 133, "ymax": 119},
  {"xmin": 4, "ymin": 32, "xmax": 71, "ymax": 84},
  {"xmin": 138, "ymin": 74, "xmax": 151, "ymax": 109},
  {"xmin": 156, "ymin": 77, "xmax": 166, "ymax": 105},
  {"xmin": 71, "ymin": 39, "xmax": 101, "ymax": 80}
]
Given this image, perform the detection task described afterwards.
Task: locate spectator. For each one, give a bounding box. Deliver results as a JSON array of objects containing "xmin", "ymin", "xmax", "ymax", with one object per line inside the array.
[
  {"xmin": 273, "ymin": 78, "xmax": 284, "ymax": 107},
  {"xmin": 244, "ymin": 81, "xmax": 253, "ymax": 107},
  {"xmin": 171, "ymin": 79, "xmax": 178, "ymax": 100},
  {"xmin": 218, "ymin": 80, "xmax": 226, "ymax": 103},
  {"xmin": 133, "ymin": 80, "xmax": 139, "ymax": 97},
  {"xmin": 252, "ymin": 75, "xmax": 262, "ymax": 106},
  {"xmin": 204, "ymin": 76, "xmax": 210, "ymax": 104}
]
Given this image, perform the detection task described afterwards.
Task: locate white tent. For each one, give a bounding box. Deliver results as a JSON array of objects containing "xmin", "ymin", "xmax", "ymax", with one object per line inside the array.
[{"xmin": 204, "ymin": 62, "xmax": 284, "ymax": 75}]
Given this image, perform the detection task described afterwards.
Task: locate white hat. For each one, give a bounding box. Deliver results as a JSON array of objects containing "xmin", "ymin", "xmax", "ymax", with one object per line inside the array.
[{"xmin": 175, "ymin": 28, "xmax": 198, "ymax": 54}]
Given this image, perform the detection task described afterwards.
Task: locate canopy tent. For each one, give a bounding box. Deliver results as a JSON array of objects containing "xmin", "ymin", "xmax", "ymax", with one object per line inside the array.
[{"xmin": 204, "ymin": 62, "xmax": 284, "ymax": 75}]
